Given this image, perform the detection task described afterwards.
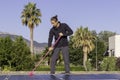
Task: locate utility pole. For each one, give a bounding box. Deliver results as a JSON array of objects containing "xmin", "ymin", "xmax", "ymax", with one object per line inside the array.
[{"xmin": 96, "ymin": 37, "xmax": 98, "ymax": 70}]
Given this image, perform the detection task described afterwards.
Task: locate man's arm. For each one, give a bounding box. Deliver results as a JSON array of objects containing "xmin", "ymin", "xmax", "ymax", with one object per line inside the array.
[
  {"xmin": 48, "ymin": 29, "xmax": 54, "ymax": 47},
  {"xmin": 63, "ymin": 23, "xmax": 73, "ymax": 36}
]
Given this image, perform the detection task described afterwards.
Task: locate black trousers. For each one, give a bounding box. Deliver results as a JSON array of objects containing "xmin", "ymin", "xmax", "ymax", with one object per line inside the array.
[{"xmin": 50, "ymin": 46, "xmax": 70, "ymax": 74}]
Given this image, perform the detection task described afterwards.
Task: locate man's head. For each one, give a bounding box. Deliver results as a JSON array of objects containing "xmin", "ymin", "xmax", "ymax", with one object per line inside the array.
[{"xmin": 51, "ymin": 15, "xmax": 59, "ymax": 27}]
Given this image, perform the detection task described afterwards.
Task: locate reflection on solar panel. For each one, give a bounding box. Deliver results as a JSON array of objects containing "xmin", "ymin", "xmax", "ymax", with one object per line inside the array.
[{"xmin": 0, "ymin": 74, "xmax": 120, "ymax": 80}]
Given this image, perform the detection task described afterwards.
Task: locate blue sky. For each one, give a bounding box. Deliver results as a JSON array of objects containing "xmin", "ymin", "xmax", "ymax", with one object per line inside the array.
[{"xmin": 0, "ymin": 0, "xmax": 120, "ymax": 43}]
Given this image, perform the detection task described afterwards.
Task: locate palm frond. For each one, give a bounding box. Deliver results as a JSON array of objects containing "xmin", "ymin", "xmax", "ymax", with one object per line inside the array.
[
  {"xmin": 21, "ymin": 2, "xmax": 41, "ymax": 28},
  {"xmin": 72, "ymin": 26, "xmax": 96, "ymax": 54}
]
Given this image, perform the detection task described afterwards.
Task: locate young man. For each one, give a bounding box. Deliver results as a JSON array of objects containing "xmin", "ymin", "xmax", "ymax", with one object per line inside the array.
[{"xmin": 48, "ymin": 15, "xmax": 73, "ymax": 74}]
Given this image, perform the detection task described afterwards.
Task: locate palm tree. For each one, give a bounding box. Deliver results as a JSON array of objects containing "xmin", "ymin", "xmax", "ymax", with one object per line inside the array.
[
  {"xmin": 21, "ymin": 2, "xmax": 41, "ymax": 56},
  {"xmin": 72, "ymin": 27, "xmax": 96, "ymax": 70}
]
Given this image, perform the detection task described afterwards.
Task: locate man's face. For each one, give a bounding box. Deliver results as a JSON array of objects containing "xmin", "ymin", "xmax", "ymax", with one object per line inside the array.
[{"xmin": 51, "ymin": 20, "xmax": 58, "ymax": 27}]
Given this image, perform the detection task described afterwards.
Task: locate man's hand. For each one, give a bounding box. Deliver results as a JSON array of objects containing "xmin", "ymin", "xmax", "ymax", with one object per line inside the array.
[
  {"xmin": 59, "ymin": 32, "xmax": 63, "ymax": 37},
  {"xmin": 49, "ymin": 47, "xmax": 54, "ymax": 51}
]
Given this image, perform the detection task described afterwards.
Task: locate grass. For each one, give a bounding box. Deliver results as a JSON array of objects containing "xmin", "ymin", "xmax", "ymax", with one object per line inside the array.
[{"xmin": 36, "ymin": 65, "xmax": 85, "ymax": 71}]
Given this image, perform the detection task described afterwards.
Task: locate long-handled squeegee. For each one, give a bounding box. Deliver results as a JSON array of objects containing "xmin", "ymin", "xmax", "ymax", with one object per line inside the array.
[{"xmin": 29, "ymin": 36, "xmax": 61, "ymax": 76}]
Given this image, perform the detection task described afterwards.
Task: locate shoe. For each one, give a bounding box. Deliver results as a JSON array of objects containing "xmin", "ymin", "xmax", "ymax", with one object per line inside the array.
[
  {"xmin": 50, "ymin": 72, "xmax": 55, "ymax": 75},
  {"xmin": 65, "ymin": 72, "xmax": 70, "ymax": 75},
  {"xmin": 61, "ymin": 72, "xmax": 70, "ymax": 75}
]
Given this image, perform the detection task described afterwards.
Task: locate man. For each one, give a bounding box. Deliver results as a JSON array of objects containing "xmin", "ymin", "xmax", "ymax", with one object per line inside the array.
[{"xmin": 48, "ymin": 15, "xmax": 73, "ymax": 74}]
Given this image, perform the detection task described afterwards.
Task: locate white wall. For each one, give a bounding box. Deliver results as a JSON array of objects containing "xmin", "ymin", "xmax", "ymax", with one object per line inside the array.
[
  {"xmin": 115, "ymin": 35, "xmax": 120, "ymax": 57},
  {"xmin": 109, "ymin": 35, "xmax": 120, "ymax": 57},
  {"xmin": 109, "ymin": 36, "xmax": 115, "ymax": 57}
]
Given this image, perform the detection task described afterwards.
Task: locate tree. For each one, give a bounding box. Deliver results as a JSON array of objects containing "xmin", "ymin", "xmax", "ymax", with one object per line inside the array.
[
  {"xmin": 69, "ymin": 36, "xmax": 83, "ymax": 66},
  {"xmin": 0, "ymin": 36, "xmax": 34, "ymax": 71},
  {"xmin": 72, "ymin": 27, "xmax": 96, "ymax": 70},
  {"xmin": 89, "ymin": 38, "xmax": 107, "ymax": 70},
  {"xmin": 0, "ymin": 37, "xmax": 13, "ymax": 70},
  {"xmin": 12, "ymin": 36, "xmax": 34, "ymax": 70},
  {"xmin": 98, "ymin": 31, "xmax": 116, "ymax": 46},
  {"xmin": 21, "ymin": 2, "xmax": 42, "ymax": 56}
]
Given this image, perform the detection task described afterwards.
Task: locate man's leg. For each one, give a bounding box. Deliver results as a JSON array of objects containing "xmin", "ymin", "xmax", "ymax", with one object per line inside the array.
[
  {"xmin": 61, "ymin": 46, "xmax": 70, "ymax": 73},
  {"xmin": 50, "ymin": 47, "xmax": 60, "ymax": 74}
]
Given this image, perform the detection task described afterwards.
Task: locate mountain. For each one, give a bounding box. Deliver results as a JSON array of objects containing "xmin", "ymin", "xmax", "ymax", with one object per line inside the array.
[{"xmin": 0, "ymin": 32, "xmax": 47, "ymax": 53}]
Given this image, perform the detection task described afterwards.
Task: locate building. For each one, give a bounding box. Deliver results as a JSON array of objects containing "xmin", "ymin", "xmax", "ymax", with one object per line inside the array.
[{"xmin": 109, "ymin": 35, "xmax": 120, "ymax": 57}]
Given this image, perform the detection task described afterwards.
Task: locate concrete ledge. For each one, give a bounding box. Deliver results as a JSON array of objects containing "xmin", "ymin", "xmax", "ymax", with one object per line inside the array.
[
  {"xmin": 72, "ymin": 71, "xmax": 120, "ymax": 74},
  {"xmin": 1, "ymin": 71, "xmax": 120, "ymax": 75}
]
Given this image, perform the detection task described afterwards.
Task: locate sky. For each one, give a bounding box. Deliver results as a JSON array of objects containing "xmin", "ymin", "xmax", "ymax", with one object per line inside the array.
[{"xmin": 0, "ymin": 0, "xmax": 120, "ymax": 43}]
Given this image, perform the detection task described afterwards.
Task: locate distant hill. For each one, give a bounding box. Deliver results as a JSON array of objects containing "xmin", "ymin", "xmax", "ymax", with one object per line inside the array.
[{"xmin": 0, "ymin": 32, "xmax": 47, "ymax": 53}]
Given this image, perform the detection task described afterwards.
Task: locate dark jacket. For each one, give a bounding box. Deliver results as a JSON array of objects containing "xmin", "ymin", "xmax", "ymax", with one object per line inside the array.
[{"xmin": 48, "ymin": 23, "xmax": 73, "ymax": 48}]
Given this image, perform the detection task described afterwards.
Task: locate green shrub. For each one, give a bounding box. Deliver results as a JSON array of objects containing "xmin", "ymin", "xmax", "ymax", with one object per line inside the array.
[
  {"xmin": 100, "ymin": 57, "xmax": 116, "ymax": 71},
  {"xmin": 116, "ymin": 57, "xmax": 120, "ymax": 70},
  {"xmin": 86, "ymin": 59, "xmax": 92, "ymax": 71}
]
